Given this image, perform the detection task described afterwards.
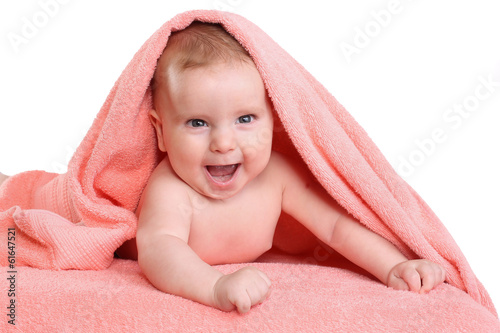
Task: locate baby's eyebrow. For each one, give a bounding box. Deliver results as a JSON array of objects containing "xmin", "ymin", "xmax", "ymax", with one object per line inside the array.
[
  {"xmin": 174, "ymin": 111, "xmax": 200, "ymax": 121},
  {"xmin": 236, "ymin": 106, "xmax": 265, "ymax": 115}
]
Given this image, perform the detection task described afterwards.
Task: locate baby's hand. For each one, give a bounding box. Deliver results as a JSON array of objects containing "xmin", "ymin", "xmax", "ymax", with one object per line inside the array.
[
  {"xmin": 213, "ymin": 266, "xmax": 271, "ymax": 313},
  {"xmin": 387, "ymin": 259, "xmax": 446, "ymax": 294}
]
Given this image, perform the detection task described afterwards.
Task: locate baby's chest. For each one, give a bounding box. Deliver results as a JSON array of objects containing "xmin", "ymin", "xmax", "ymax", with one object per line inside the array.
[{"xmin": 187, "ymin": 192, "xmax": 282, "ymax": 265}]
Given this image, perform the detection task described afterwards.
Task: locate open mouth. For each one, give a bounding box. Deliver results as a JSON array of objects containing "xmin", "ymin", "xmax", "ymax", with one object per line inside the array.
[{"xmin": 205, "ymin": 164, "xmax": 240, "ymax": 184}]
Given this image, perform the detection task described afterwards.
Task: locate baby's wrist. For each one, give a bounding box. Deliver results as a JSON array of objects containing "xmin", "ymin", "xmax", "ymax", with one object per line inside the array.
[
  {"xmin": 211, "ymin": 273, "xmax": 227, "ymax": 309},
  {"xmin": 385, "ymin": 259, "xmax": 408, "ymax": 285}
]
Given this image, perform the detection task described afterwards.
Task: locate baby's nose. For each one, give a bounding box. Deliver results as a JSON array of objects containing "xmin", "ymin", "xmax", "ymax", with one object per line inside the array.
[{"xmin": 209, "ymin": 128, "xmax": 236, "ymax": 154}]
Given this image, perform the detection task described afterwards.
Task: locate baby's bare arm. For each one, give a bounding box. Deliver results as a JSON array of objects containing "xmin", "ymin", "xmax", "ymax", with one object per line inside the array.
[
  {"xmin": 136, "ymin": 166, "xmax": 222, "ymax": 307},
  {"xmin": 329, "ymin": 214, "xmax": 444, "ymax": 292},
  {"xmin": 137, "ymin": 160, "xmax": 270, "ymax": 312},
  {"xmin": 139, "ymin": 216, "xmax": 272, "ymax": 312},
  {"xmin": 138, "ymin": 230, "xmax": 223, "ymax": 306},
  {"xmin": 276, "ymin": 154, "xmax": 445, "ymax": 291}
]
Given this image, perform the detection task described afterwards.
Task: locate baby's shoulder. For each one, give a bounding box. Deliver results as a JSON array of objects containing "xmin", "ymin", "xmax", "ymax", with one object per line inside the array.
[
  {"xmin": 140, "ymin": 157, "xmax": 191, "ymax": 204},
  {"xmin": 148, "ymin": 157, "xmax": 182, "ymax": 185}
]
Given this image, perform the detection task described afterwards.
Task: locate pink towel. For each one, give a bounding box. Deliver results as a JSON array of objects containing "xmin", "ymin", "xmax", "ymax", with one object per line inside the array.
[
  {"xmin": 0, "ymin": 9, "xmax": 496, "ymax": 317},
  {"xmin": 2, "ymin": 255, "xmax": 500, "ymax": 332}
]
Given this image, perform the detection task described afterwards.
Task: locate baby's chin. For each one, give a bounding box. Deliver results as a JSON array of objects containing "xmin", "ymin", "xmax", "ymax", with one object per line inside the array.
[
  {"xmin": 193, "ymin": 183, "xmax": 244, "ymax": 201},
  {"xmin": 191, "ymin": 176, "xmax": 249, "ymax": 201}
]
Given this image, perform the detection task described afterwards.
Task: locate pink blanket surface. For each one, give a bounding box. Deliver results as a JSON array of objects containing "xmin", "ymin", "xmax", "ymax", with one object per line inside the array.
[
  {"xmin": 0, "ymin": 9, "xmax": 498, "ymax": 330},
  {"xmin": 1, "ymin": 253, "xmax": 500, "ymax": 332}
]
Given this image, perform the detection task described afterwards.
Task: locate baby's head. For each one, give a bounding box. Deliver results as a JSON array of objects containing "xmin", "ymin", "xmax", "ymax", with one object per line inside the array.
[{"xmin": 150, "ymin": 22, "xmax": 274, "ymax": 199}]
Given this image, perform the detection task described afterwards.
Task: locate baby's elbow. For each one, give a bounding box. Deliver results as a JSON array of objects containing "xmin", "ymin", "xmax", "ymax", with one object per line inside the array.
[
  {"xmin": 135, "ymin": 229, "xmax": 171, "ymax": 269},
  {"xmin": 135, "ymin": 230, "xmax": 152, "ymax": 267},
  {"xmin": 325, "ymin": 215, "xmax": 348, "ymax": 251},
  {"xmin": 136, "ymin": 244, "xmax": 153, "ymax": 275}
]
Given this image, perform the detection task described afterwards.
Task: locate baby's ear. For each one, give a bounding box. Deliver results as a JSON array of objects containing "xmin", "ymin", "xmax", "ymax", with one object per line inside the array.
[{"xmin": 149, "ymin": 109, "xmax": 167, "ymax": 152}]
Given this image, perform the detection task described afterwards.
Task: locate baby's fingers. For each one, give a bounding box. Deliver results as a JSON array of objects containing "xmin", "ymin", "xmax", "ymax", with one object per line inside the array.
[
  {"xmin": 232, "ymin": 290, "xmax": 252, "ymax": 314},
  {"xmin": 232, "ymin": 279, "xmax": 270, "ymax": 313},
  {"xmin": 387, "ymin": 274, "xmax": 410, "ymax": 291},
  {"xmin": 229, "ymin": 267, "xmax": 271, "ymax": 314},
  {"xmin": 397, "ymin": 266, "xmax": 423, "ymax": 292},
  {"xmin": 418, "ymin": 262, "xmax": 446, "ymax": 294},
  {"xmin": 388, "ymin": 260, "xmax": 446, "ymax": 294}
]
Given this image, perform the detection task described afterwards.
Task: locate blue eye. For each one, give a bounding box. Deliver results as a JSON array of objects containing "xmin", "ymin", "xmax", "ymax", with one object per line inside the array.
[
  {"xmin": 237, "ymin": 115, "xmax": 254, "ymax": 124},
  {"xmin": 188, "ymin": 119, "xmax": 207, "ymax": 127}
]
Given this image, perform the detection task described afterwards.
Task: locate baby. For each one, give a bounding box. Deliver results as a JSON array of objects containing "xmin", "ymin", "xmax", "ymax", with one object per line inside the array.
[{"xmin": 124, "ymin": 22, "xmax": 446, "ymax": 313}]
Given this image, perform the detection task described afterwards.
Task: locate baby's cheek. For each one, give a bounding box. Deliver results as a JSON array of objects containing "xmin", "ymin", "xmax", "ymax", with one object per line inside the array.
[{"xmin": 241, "ymin": 128, "xmax": 273, "ymax": 158}]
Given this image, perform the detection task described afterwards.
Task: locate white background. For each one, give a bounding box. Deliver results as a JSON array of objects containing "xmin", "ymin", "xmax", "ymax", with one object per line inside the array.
[{"xmin": 1, "ymin": 0, "xmax": 499, "ymax": 311}]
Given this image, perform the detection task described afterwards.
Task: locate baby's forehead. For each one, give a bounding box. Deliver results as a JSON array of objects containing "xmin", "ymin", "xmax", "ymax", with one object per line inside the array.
[
  {"xmin": 153, "ymin": 59, "xmax": 272, "ymax": 118},
  {"xmin": 155, "ymin": 55, "xmax": 259, "ymax": 92}
]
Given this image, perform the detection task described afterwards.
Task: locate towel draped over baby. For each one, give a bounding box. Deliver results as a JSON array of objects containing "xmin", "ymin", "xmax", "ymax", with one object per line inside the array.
[{"xmin": 0, "ymin": 9, "xmax": 496, "ymax": 317}]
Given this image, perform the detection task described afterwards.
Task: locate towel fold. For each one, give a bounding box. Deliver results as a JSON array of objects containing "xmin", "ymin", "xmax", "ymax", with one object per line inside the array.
[{"xmin": 0, "ymin": 9, "xmax": 496, "ymax": 317}]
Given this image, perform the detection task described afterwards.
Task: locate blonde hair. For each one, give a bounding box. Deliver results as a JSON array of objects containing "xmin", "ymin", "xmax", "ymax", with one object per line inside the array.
[{"xmin": 151, "ymin": 22, "xmax": 253, "ymax": 98}]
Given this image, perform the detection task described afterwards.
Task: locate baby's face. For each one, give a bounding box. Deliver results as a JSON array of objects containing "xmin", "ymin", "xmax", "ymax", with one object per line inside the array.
[{"xmin": 151, "ymin": 61, "xmax": 274, "ymax": 199}]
